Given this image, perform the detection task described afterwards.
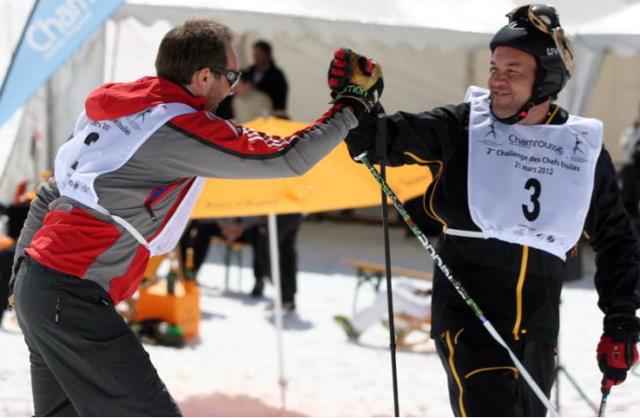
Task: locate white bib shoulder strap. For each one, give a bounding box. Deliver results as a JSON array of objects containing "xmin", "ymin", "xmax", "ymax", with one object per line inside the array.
[{"xmin": 55, "ymin": 103, "xmax": 197, "ymax": 249}]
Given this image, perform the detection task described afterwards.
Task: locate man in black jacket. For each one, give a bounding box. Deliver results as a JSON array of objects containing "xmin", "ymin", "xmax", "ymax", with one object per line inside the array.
[
  {"xmin": 332, "ymin": 4, "xmax": 640, "ymax": 416},
  {"xmin": 245, "ymin": 40, "xmax": 289, "ymax": 118}
]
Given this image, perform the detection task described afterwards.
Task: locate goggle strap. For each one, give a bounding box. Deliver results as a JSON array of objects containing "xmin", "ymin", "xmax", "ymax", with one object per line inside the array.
[
  {"xmin": 552, "ymin": 28, "xmax": 575, "ymax": 74},
  {"xmin": 507, "ymin": 4, "xmax": 560, "ymax": 35},
  {"xmin": 506, "ymin": 5, "xmax": 574, "ymax": 76}
]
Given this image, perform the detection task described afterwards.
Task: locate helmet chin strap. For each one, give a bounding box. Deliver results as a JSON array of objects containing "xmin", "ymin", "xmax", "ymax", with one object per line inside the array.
[{"xmin": 490, "ymin": 100, "xmax": 535, "ymax": 125}]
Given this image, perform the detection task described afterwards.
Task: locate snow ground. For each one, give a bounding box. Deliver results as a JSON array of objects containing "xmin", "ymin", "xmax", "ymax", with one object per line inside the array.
[{"xmin": 1, "ymin": 220, "xmax": 639, "ymax": 416}]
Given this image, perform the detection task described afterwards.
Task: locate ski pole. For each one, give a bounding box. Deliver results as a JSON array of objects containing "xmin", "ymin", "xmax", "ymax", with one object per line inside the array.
[
  {"xmin": 375, "ymin": 110, "xmax": 400, "ymax": 417},
  {"xmin": 354, "ymin": 151, "xmax": 559, "ymax": 417},
  {"xmin": 598, "ymin": 384, "xmax": 610, "ymax": 417}
]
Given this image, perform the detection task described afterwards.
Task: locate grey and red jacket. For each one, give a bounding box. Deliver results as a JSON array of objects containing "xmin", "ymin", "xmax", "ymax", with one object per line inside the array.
[{"xmin": 14, "ymin": 76, "xmax": 357, "ymax": 304}]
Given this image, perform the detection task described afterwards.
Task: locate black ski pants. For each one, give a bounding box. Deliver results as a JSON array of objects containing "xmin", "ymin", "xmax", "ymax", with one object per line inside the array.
[
  {"xmin": 12, "ymin": 256, "xmax": 181, "ymax": 416},
  {"xmin": 253, "ymin": 214, "xmax": 303, "ymax": 303},
  {"xmin": 434, "ymin": 325, "xmax": 555, "ymax": 417}
]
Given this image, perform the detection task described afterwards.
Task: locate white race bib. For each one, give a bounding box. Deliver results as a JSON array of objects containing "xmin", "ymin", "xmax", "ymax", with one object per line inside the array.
[
  {"xmin": 55, "ymin": 103, "xmax": 203, "ymax": 255},
  {"xmin": 465, "ymin": 86, "xmax": 602, "ymax": 260}
]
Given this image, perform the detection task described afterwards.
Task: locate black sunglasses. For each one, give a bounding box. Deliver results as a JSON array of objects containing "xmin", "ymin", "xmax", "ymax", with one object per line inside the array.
[{"xmin": 209, "ymin": 66, "xmax": 242, "ymax": 89}]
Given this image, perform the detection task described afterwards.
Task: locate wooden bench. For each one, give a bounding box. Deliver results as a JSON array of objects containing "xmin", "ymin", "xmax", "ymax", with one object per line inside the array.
[
  {"xmin": 394, "ymin": 313, "xmax": 432, "ymax": 351},
  {"xmin": 342, "ymin": 258, "xmax": 433, "ymax": 281},
  {"xmin": 342, "ymin": 258, "xmax": 433, "ymax": 350},
  {"xmin": 342, "ymin": 257, "xmax": 432, "ymax": 311}
]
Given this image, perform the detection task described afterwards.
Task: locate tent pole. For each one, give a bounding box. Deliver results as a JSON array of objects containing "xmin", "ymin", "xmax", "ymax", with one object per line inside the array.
[
  {"xmin": 268, "ymin": 213, "xmax": 287, "ymax": 411},
  {"xmin": 375, "ymin": 108, "xmax": 400, "ymax": 417},
  {"xmin": 45, "ymin": 80, "xmax": 55, "ymax": 173},
  {"xmin": 465, "ymin": 49, "xmax": 475, "ymax": 91},
  {"xmin": 108, "ymin": 18, "xmax": 122, "ymax": 83}
]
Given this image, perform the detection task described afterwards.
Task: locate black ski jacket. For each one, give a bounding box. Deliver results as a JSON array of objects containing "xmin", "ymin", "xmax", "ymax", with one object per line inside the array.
[{"xmin": 346, "ymin": 102, "xmax": 640, "ymax": 345}]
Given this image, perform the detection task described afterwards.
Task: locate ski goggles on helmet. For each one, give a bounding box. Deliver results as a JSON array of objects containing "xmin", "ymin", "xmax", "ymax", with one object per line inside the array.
[
  {"xmin": 507, "ymin": 4, "xmax": 575, "ymax": 74},
  {"xmin": 209, "ymin": 66, "xmax": 242, "ymax": 89}
]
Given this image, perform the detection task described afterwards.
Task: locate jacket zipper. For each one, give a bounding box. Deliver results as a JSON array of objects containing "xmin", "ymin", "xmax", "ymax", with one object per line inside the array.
[
  {"xmin": 144, "ymin": 202, "xmax": 157, "ymax": 221},
  {"xmin": 144, "ymin": 181, "xmax": 186, "ymax": 222}
]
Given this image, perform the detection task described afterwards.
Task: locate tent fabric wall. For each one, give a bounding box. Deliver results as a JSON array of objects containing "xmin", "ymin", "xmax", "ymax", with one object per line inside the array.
[
  {"xmin": 582, "ymin": 52, "xmax": 640, "ymax": 163},
  {"xmin": 557, "ymin": 42, "xmax": 605, "ymax": 115},
  {"xmin": 115, "ymin": 0, "xmax": 511, "ymax": 49},
  {"xmin": 0, "ymin": 109, "xmax": 25, "ymax": 202},
  {"xmin": 0, "ymin": 94, "xmax": 47, "ymax": 204},
  {"xmin": 575, "ymin": 1, "xmax": 640, "ymax": 53},
  {"xmin": 48, "ymin": 28, "xmax": 106, "ymax": 165}
]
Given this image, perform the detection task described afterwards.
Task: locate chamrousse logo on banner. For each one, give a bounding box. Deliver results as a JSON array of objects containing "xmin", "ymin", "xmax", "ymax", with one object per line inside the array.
[
  {"xmin": 26, "ymin": 0, "xmax": 100, "ymax": 60},
  {"xmin": 0, "ymin": 0, "xmax": 123, "ymax": 128}
]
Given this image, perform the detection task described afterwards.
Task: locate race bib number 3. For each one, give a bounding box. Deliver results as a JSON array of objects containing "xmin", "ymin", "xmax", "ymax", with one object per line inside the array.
[{"xmin": 464, "ymin": 86, "xmax": 602, "ymax": 260}]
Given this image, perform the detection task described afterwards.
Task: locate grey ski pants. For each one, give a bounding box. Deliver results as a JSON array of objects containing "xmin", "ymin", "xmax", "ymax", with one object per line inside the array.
[{"xmin": 12, "ymin": 256, "xmax": 181, "ymax": 416}]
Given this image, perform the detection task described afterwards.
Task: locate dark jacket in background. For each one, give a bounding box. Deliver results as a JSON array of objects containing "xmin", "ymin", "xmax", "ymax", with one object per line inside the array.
[{"xmin": 245, "ymin": 63, "xmax": 288, "ymax": 115}]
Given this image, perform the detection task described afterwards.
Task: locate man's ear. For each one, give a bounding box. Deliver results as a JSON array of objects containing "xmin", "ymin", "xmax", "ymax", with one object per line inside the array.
[
  {"xmin": 187, "ymin": 68, "xmax": 210, "ymax": 95},
  {"xmin": 195, "ymin": 68, "xmax": 209, "ymax": 85}
]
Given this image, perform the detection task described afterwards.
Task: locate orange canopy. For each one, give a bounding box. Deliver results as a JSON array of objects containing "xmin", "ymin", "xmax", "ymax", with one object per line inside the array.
[{"xmin": 190, "ymin": 117, "xmax": 432, "ymax": 219}]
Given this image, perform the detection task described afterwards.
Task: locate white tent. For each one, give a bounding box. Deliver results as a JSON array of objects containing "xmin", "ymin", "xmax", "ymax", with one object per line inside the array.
[{"xmin": 2, "ymin": 0, "xmax": 640, "ymax": 201}]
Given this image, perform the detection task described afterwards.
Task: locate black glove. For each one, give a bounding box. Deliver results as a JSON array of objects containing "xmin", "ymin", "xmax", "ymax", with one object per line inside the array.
[
  {"xmin": 597, "ymin": 311, "xmax": 640, "ymax": 390},
  {"xmin": 327, "ymin": 48, "xmax": 383, "ymax": 117},
  {"xmin": 344, "ymin": 111, "xmax": 377, "ymax": 160}
]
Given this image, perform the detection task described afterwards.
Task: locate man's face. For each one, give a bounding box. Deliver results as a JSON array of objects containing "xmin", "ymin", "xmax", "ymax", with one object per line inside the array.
[
  {"xmin": 488, "ymin": 46, "xmax": 537, "ymax": 119},
  {"xmin": 204, "ymin": 44, "xmax": 239, "ymax": 112},
  {"xmin": 253, "ymin": 47, "xmax": 269, "ymax": 68}
]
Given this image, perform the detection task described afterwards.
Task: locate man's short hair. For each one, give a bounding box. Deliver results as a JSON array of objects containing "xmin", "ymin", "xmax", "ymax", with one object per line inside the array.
[
  {"xmin": 253, "ymin": 40, "xmax": 272, "ymax": 57},
  {"xmin": 155, "ymin": 19, "xmax": 233, "ymax": 84}
]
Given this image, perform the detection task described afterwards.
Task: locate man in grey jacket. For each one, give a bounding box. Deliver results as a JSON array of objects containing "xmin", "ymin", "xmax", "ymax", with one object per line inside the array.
[{"xmin": 11, "ymin": 18, "xmax": 383, "ymax": 416}]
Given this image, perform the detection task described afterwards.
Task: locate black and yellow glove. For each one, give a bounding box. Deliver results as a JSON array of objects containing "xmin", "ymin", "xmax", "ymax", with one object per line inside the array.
[{"xmin": 327, "ymin": 48, "xmax": 383, "ymax": 117}]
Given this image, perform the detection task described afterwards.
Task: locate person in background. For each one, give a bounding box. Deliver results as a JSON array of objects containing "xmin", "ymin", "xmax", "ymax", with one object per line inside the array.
[
  {"xmin": 619, "ymin": 103, "xmax": 640, "ymax": 163},
  {"xmin": 181, "ymin": 214, "xmax": 302, "ymax": 313},
  {"xmin": 619, "ymin": 138, "xmax": 640, "ymax": 258},
  {"xmin": 618, "ymin": 104, "xmax": 640, "ymax": 258},
  {"xmin": 252, "ymin": 214, "xmax": 303, "ymax": 312},
  {"xmin": 231, "ymin": 78, "xmax": 273, "ymax": 123},
  {"xmin": 235, "ymin": 46, "xmax": 299, "ymax": 308},
  {"xmin": 245, "ymin": 40, "xmax": 289, "ymax": 119},
  {"xmin": 0, "ymin": 233, "xmax": 13, "ymax": 328},
  {"xmin": 179, "ymin": 218, "xmax": 261, "ymax": 281},
  {"xmin": 0, "ymin": 184, "xmax": 36, "ymax": 327}
]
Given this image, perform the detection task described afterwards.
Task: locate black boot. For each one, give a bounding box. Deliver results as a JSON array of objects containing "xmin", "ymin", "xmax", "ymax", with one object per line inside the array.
[{"xmin": 250, "ymin": 279, "xmax": 264, "ymax": 297}]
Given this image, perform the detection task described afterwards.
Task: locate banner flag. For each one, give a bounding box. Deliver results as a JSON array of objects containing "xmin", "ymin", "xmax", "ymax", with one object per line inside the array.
[{"xmin": 0, "ymin": 0, "xmax": 124, "ymax": 129}]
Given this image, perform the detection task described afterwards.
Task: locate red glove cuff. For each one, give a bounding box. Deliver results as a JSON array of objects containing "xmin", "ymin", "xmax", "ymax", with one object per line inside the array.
[{"xmin": 597, "ymin": 336, "xmax": 639, "ymax": 370}]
